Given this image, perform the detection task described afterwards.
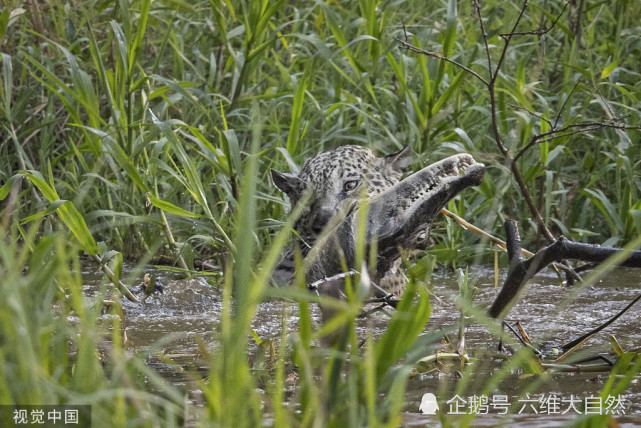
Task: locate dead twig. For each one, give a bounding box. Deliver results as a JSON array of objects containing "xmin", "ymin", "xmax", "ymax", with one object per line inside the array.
[
  {"xmin": 509, "ymin": 103, "xmax": 553, "ymax": 127},
  {"xmin": 441, "ymin": 208, "xmax": 580, "ymax": 279},
  {"xmin": 502, "ymin": 321, "xmax": 542, "ymax": 355},
  {"xmin": 560, "ymin": 291, "xmax": 641, "ymax": 352},
  {"xmin": 514, "ymin": 117, "xmax": 641, "ymax": 163},
  {"xmin": 488, "ymin": 220, "xmax": 641, "ymax": 319},
  {"xmin": 397, "ymin": 1, "xmax": 636, "ymax": 279},
  {"xmin": 395, "ymin": 38, "xmax": 489, "ymax": 87},
  {"xmin": 441, "ymin": 208, "xmax": 532, "ymax": 258},
  {"xmin": 540, "ymin": 362, "xmax": 614, "ymax": 372},
  {"xmin": 554, "ymin": 80, "xmax": 581, "ymax": 128},
  {"xmin": 476, "ymin": 0, "xmax": 587, "ymax": 284},
  {"xmin": 476, "ymin": 0, "xmax": 560, "ymax": 246},
  {"xmin": 94, "ymin": 254, "xmax": 139, "ymax": 303},
  {"xmin": 499, "ymin": 1, "xmax": 570, "ymax": 39},
  {"xmin": 399, "ymin": 0, "xmax": 560, "ymax": 246},
  {"xmin": 308, "ymin": 269, "xmax": 401, "ymax": 308}
]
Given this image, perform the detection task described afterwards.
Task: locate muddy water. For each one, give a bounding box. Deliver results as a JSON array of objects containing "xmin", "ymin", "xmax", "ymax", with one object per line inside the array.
[{"xmin": 83, "ymin": 264, "xmax": 641, "ymax": 426}]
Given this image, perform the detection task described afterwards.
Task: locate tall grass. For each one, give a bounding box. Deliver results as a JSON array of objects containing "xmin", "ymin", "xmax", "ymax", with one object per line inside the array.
[
  {"xmin": 1, "ymin": 0, "xmax": 640, "ymax": 426},
  {"xmin": 2, "ymin": 0, "xmax": 639, "ymax": 260}
]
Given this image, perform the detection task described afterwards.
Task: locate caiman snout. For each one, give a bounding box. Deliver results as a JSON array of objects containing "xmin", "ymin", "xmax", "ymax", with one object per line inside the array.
[{"xmin": 271, "ymin": 146, "xmax": 485, "ymax": 297}]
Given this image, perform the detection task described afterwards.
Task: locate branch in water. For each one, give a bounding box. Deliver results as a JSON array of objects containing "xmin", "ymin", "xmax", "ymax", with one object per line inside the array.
[{"xmin": 488, "ymin": 220, "xmax": 641, "ymax": 319}]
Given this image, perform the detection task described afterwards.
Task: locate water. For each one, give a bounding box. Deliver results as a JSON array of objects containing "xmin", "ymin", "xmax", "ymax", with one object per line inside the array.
[{"xmin": 82, "ymin": 264, "xmax": 641, "ymax": 426}]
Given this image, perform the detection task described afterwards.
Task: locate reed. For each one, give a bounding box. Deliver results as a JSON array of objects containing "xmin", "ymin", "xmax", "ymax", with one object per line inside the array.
[{"xmin": 1, "ymin": 0, "xmax": 640, "ymax": 425}]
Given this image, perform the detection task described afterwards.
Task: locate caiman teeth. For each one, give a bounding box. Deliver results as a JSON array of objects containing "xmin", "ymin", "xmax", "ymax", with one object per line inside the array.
[{"xmin": 438, "ymin": 157, "xmax": 475, "ymax": 178}]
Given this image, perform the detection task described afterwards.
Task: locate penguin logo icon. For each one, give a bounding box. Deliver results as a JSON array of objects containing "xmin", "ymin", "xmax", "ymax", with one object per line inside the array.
[{"xmin": 419, "ymin": 393, "xmax": 439, "ymax": 415}]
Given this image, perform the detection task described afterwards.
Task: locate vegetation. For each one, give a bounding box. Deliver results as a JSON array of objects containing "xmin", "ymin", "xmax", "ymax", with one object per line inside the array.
[{"xmin": 1, "ymin": 0, "xmax": 640, "ymax": 426}]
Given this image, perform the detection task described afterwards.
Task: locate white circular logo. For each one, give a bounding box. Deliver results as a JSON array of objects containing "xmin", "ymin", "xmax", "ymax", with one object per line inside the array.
[{"xmin": 419, "ymin": 393, "xmax": 439, "ymax": 415}]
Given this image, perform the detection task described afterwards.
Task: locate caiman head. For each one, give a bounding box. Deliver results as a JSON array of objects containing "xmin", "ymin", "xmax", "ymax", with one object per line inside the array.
[
  {"xmin": 271, "ymin": 145, "xmax": 485, "ymax": 296},
  {"xmin": 367, "ymin": 153, "xmax": 485, "ymax": 275}
]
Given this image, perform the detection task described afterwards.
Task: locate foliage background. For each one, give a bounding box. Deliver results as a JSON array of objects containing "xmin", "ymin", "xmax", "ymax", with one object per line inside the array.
[
  {"xmin": 2, "ymin": 0, "xmax": 640, "ymax": 262},
  {"xmin": 1, "ymin": 0, "xmax": 640, "ymax": 425}
]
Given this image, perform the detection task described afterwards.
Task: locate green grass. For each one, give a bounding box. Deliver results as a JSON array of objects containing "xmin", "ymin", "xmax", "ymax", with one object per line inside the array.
[
  {"xmin": 1, "ymin": 0, "xmax": 641, "ymax": 426},
  {"xmin": 2, "ymin": 0, "xmax": 640, "ymax": 255}
]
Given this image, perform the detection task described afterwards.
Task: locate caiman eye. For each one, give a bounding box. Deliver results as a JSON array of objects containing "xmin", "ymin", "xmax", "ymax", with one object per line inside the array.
[{"xmin": 343, "ymin": 180, "xmax": 359, "ymax": 192}]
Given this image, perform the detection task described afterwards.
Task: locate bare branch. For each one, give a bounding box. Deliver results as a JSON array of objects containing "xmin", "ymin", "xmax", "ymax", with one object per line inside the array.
[
  {"xmin": 395, "ymin": 38, "xmax": 489, "ymax": 87},
  {"xmin": 442, "ymin": 207, "xmax": 578, "ymax": 279},
  {"xmin": 492, "ymin": 0, "xmax": 530, "ymax": 82},
  {"xmin": 399, "ymin": 0, "xmax": 638, "ymax": 281},
  {"xmin": 499, "ymin": 1, "xmax": 570, "ymax": 39},
  {"xmin": 503, "ymin": 321, "xmax": 542, "ymax": 355},
  {"xmin": 308, "ymin": 269, "xmax": 359, "ymax": 293},
  {"xmin": 514, "ymin": 118, "xmax": 641, "ymax": 163},
  {"xmin": 508, "ymin": 158, "xmax": 557, "ymax": 242},
  {"xmin": 473, "ymin": 0, "xmax": 494, "ymax": 78},
  {"xmin": 508, "ymin": 103, "xmax": 553, "ymax": 127},
  {"xmin": 561, "ymin": 291, "xmax": 641, "ymax": 352},
  {"xmin": 94, "ymin": 254, "xmax": 139, "ymax": 303},
  {"xmin": 597, "ymin": 91, "xmax": 618, "ymax": 121},
  {"xmin": 362, "ymin": 296, "xmax": 399, "ymax": 309},
  {"xmin": 554, "ymin": 79, "xmax": 581, "ymax": 128},
  {"xmin": 475, "ymin": 0, "xmax": 557, "ymax": 244},
  {"xmin": 488, "ymin": 220, "xmax": 641, "ymax": 319},
  {"xmin": 308, "ymin": 269, "xmax": 400, "ymax": 308}
]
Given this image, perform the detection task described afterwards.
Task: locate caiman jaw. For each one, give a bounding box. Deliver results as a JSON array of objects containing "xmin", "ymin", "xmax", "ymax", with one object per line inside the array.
[
  {"xmin": 286, "ymin": 152, "xmax": 485, "ymax": 290},
  {"xmin": 366, "ymin": 154, "xmax": 485, "ymax": 261},
  {"xmin": 415, "ymin": 154, "xmax": 482, "ymax": 195}
]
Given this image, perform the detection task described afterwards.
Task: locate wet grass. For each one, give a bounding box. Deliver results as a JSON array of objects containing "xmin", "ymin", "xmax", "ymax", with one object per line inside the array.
[{"xmin": 1, "ymin": 0, "xmax": 641, "ymax": 426}]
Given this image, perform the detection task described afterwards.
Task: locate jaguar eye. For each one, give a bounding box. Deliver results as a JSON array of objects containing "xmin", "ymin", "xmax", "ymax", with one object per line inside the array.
[{"xmin": 343, "ymin": 180, "xmax": 359, "ymax": 192}]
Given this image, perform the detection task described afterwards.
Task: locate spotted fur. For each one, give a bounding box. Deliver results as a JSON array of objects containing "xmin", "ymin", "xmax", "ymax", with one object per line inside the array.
[{"xmin": 271, "ymin": 145, "xmax": 412, "ymax": 293}]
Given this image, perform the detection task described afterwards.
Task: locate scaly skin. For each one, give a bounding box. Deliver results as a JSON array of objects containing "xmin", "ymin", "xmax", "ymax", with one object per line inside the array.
[{"xmin": 271, "ymin": 146, "xmax": 485, "ymax": 297}]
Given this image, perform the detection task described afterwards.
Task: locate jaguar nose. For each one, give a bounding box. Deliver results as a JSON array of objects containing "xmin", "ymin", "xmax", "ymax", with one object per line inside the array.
[{"xmin": 312, "ymin": 209, "xmax": 334, "ymax": 234}]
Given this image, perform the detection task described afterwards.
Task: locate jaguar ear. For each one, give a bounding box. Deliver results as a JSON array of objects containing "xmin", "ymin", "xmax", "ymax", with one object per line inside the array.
[
  {"xmin": 383, "ymin": 145, "xmax": 412, "ymax": 171},
  {"xmin": 271, "ymin": 169, "xmax": 304, "ymax": 199}
]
